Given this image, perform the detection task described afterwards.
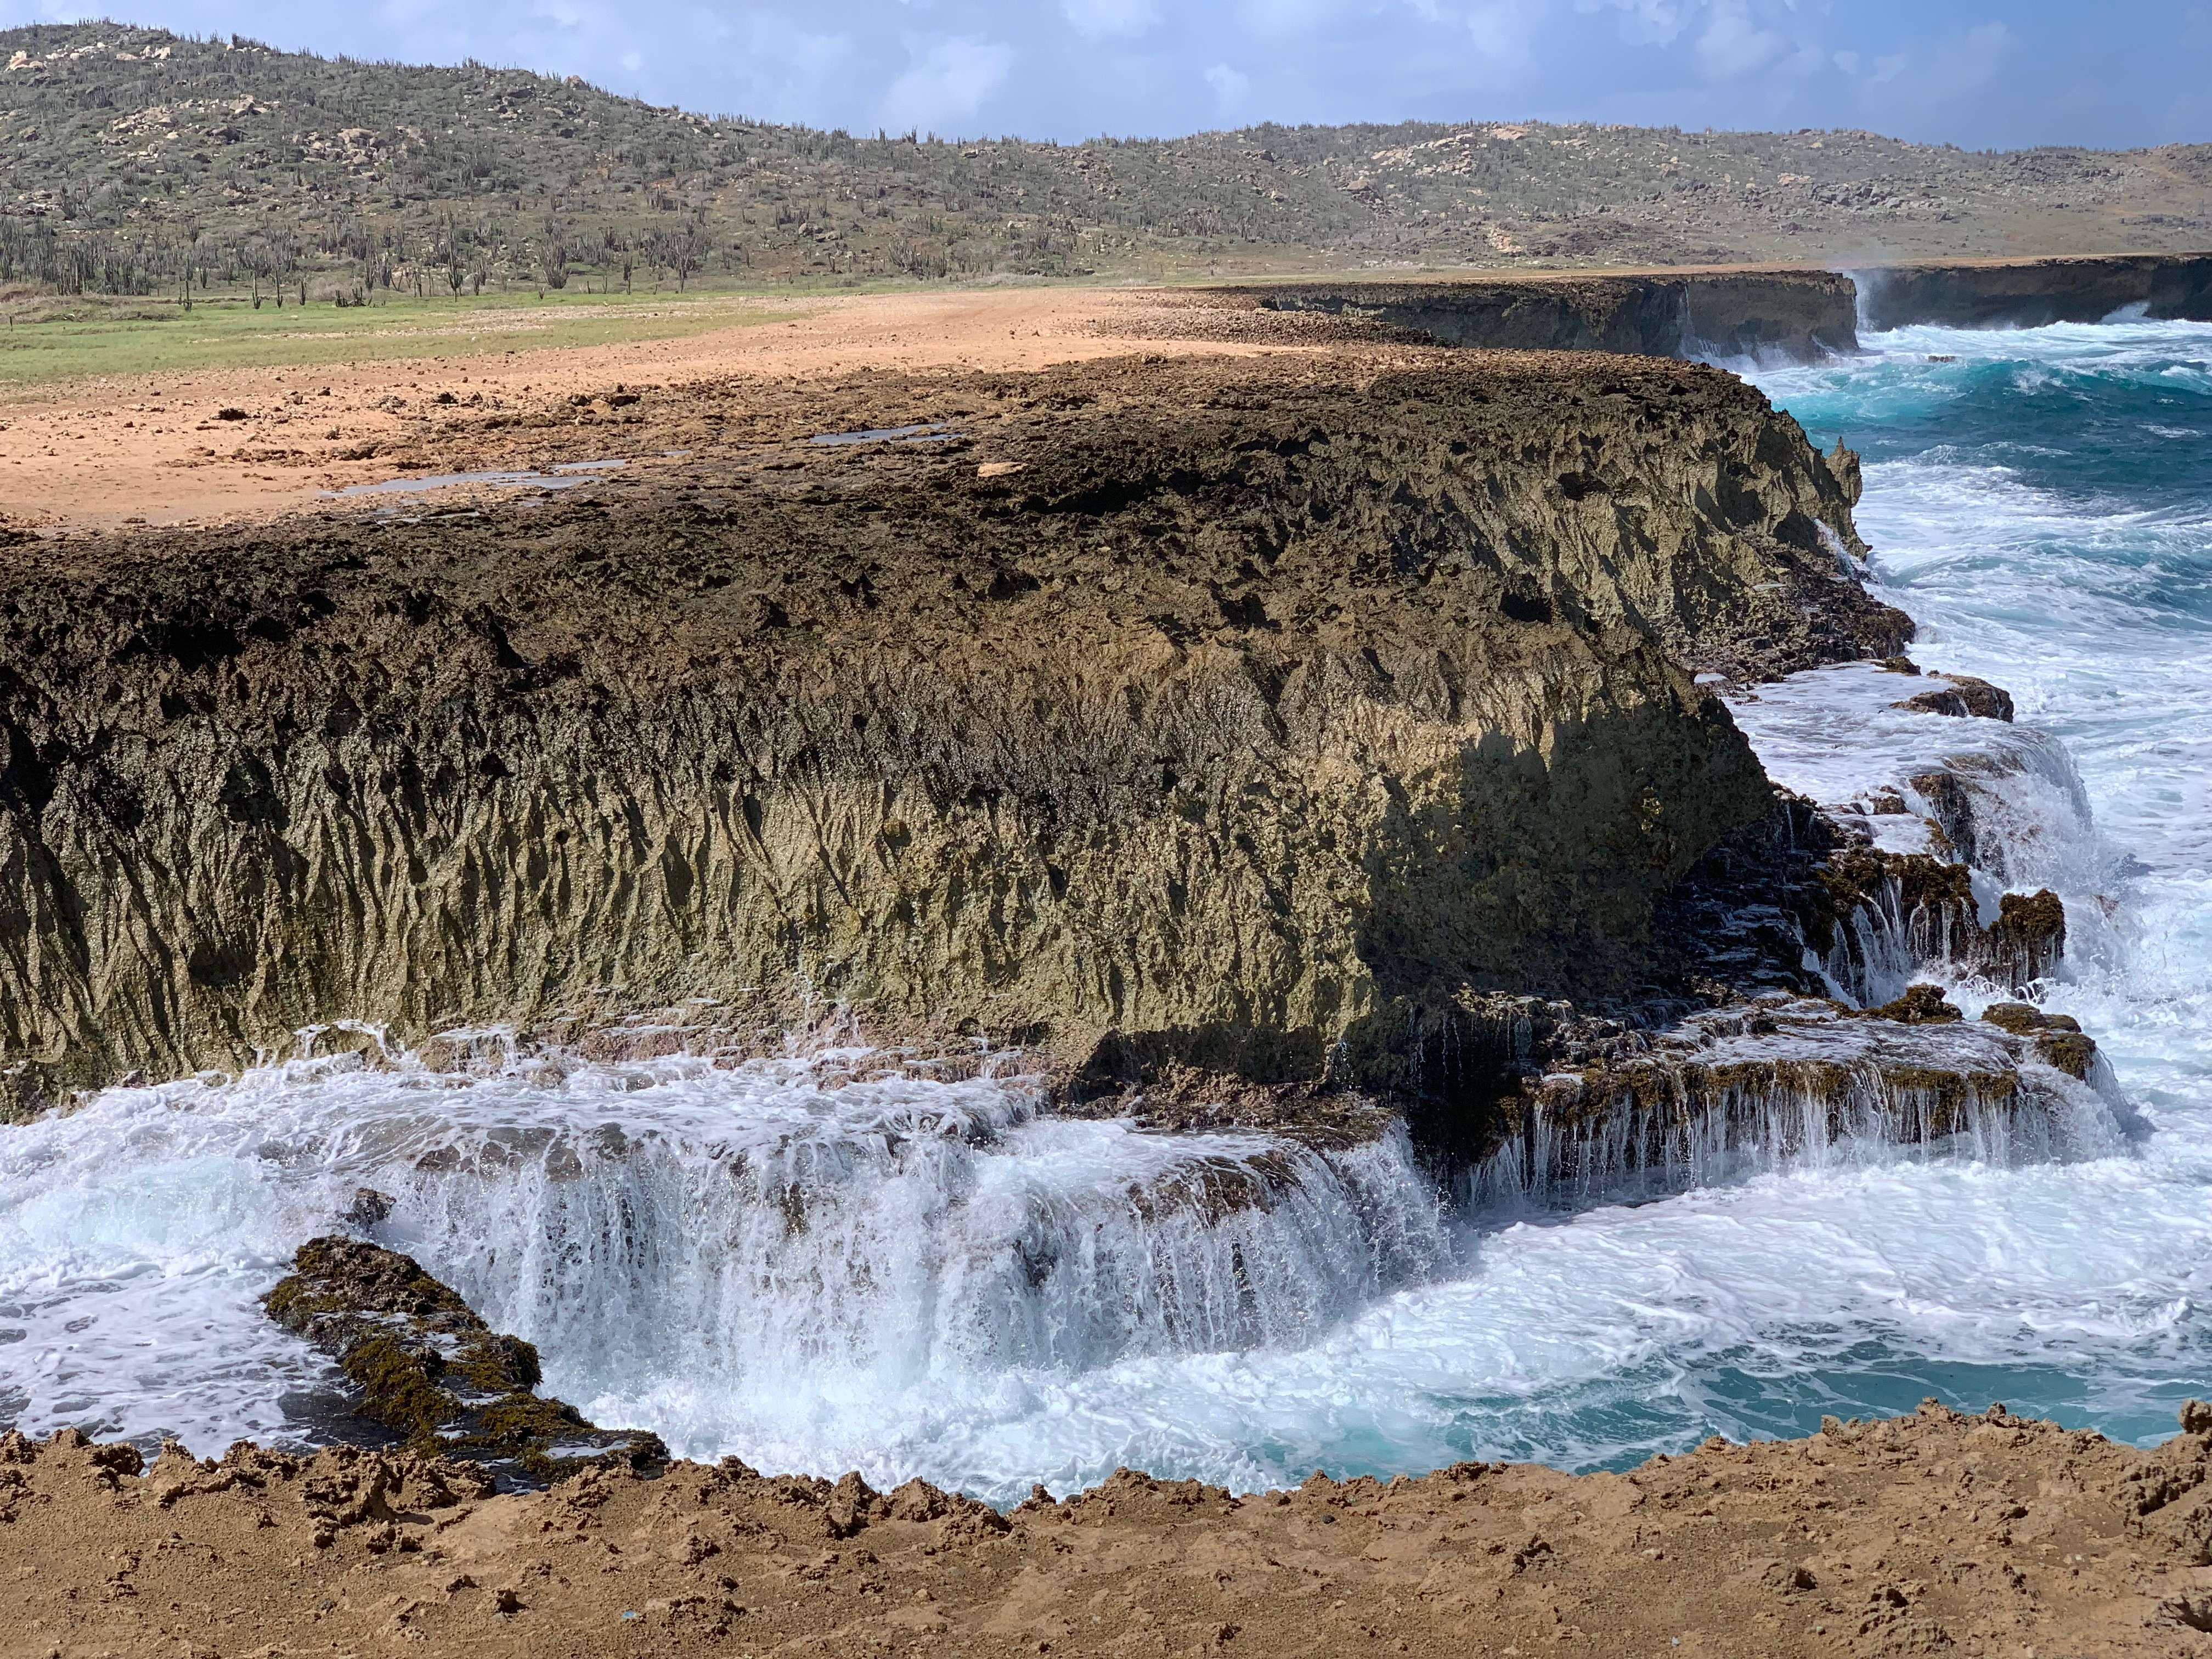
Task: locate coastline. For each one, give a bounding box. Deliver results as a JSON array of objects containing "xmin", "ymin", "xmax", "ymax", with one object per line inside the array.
[{"xmin": 6, "ymin": 266, "xmax": 2212, "ymax": 1652}]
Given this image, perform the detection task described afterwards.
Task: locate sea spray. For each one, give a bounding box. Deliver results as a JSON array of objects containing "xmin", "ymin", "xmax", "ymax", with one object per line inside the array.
[{"xmin": 0, "ymin": 1035, "xmax": 1449, "ymax": 1478}]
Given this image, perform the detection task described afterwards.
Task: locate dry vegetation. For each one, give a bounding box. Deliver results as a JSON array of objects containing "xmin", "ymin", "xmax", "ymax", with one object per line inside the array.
[{"xmin": 4, "ymin": 20, "xmax": 2211, "ymax": 307}]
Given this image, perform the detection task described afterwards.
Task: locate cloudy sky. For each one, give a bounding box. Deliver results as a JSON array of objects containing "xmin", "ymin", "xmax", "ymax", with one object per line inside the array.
[{"xmin": 6, "ymin": 0, "xmax": 2208, "ymax": 150}]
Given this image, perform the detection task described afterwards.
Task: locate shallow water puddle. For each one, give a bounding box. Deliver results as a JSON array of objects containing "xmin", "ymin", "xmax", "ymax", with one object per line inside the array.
[{"xmin": 324, "ymin": 459, "xmax": 628, "ymax": 498}]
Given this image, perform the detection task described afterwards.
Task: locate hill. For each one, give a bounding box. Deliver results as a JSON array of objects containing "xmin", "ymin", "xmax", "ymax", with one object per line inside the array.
[{"xmin": 4, "ymin": 20, "xmax": 2211, "ymax": 300}]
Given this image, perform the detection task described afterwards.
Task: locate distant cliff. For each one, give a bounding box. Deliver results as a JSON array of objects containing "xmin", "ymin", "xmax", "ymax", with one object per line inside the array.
[
  {"xmin": 1856, "ymin": 253, "xmax": 2212, "ymax": 330},
  {"xmin": 0, "ymin": 352, "xmax": 1903, "ymax": 1119},
  {"xmin": 1222, "ymin": 270, "xmax": 1859, "ymax": 363}
]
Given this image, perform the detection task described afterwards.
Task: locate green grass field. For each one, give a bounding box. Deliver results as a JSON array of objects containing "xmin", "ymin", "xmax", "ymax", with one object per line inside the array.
[{"xmin": 0, "ymin": 288, "xmax": 804, "ymax": 390}]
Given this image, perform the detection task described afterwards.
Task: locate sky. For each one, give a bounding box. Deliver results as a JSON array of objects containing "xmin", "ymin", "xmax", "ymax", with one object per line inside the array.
[{"xmin": 4, "ymin": 0, "xmax": 2208, "ymax": 151}]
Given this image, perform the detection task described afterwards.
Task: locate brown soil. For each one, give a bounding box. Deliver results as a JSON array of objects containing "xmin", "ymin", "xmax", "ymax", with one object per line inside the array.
[{"xmin": 5, "ymin": 1404, "xmax": 2209, "ymax": 1658}]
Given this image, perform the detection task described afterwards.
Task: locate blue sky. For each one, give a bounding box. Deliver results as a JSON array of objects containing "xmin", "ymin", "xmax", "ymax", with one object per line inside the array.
[{"xmin": 6, "ymin": 0, "xmax": 2208, "ymax": 150}]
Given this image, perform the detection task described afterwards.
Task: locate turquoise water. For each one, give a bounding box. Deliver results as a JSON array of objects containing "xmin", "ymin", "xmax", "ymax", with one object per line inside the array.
[{"xmin": 5, "ymin": 320, "xmax": 2208, "ymax": 1502}]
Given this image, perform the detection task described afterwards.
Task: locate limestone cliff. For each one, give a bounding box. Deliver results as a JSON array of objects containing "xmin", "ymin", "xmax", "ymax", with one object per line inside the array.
[
  {"xmin": 1856, "ymin": 252, "xmax": 2212, "ymax": 330},
  {"xmin": 0, "ymin": 351, "xmax": 1900, "ymax": 1116},
  {"xmin": 1212, "ymin": 270, "xmax": 1860, "ymax": 362}
]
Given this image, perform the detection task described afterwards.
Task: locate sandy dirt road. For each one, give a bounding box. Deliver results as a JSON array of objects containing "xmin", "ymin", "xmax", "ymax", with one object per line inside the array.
[{"xmin": 0, "ymin": 286, "xmax": 1318, "ymax": 531}]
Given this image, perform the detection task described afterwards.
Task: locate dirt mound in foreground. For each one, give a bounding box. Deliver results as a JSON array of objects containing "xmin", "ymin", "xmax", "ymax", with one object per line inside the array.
[{"xmin": 4, "ymin": 1402, "xmax": 2209, "ymax": 1657}]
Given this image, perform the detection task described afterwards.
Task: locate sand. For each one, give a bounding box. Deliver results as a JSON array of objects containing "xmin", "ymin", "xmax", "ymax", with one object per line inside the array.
[
  {"xmin": 3, "ymin": 1403, "xmax": 2209, "ymax": 1658},
  {"xmin": 0, "ymin": 287, "xmax": 1316, "ymax": 532}
]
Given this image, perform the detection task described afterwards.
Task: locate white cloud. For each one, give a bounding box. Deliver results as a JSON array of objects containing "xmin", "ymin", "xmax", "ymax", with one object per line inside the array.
[
  {"xmin": 881, "ymin": 35, "xmax": 1014, "ymax": 133},
  {"xmin": 531, "ymin": 0, "xmax": 610, "ymax": 32},
  {"xmin": 1204, "ymin": 61, "xmax": 1252, "ymax": 111},
  {"xmin": 1933, "ymin": 21, "xmax": 2013, "ymax": 92},
  {"xmin": 1855, "ymin": 21, "xmax": 2013, "ymax": 110},
  {"xmin": 1462, "ymin": 0, "xmax": 1540, "ymax": 78},
  {"xmin": 1578, "ymin": 0, "xmax": 1687, "ymax": 48},
  {"xmin": 689, "ymin": 12, "xmax": 855, "ymax": 121},
  {"xmin": 1696, "ymin": 0, "xmax": 1787, "ymax": 81},
  {"xmin": 1061, "ymin": 0, "xmax": 1161, "ymax": 40},
  {"xmin": 1832, "ymin": 48, "xmax": 1859, "ymax": 74}
]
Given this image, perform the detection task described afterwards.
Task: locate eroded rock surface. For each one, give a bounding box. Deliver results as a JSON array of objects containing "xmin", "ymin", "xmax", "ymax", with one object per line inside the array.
[
  {"xmin": 1893, "ymin": 672, "xmax": 2016, "ymax": 721},
  {"xmin": 1808, "ymin": 845, "xmax": 2068, "ymax": 997},
  {"xmin": 0, "ymin": 350, "xmax": 1903, "ymax": 1119},
  {"xmin": 1475, "ymin": 991, "xmax": 2111, "ymax": 1203}
]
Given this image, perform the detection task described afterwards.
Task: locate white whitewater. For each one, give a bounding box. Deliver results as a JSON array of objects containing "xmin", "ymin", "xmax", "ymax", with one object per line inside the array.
[
  {"xmin": 0, "ymin": 1040, "xmax": 1448, "ymax": 1499},
  {"xmin": 3, "ymin": 318, "xmax": 2208, "ymax": 1500}
]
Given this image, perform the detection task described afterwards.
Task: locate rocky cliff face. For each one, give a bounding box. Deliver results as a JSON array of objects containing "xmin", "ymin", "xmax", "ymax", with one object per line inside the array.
[
  {"xmin": 0, "ymin": 351, "xmax": 1898, "ymax": 1118},
  {"xmin": 1220, "ymin": 270, "xmax": 1861, "ymax": 363},
  {"xmin": 1855, "ymin": 252, "xmax": 2212, "ymax": 330}
]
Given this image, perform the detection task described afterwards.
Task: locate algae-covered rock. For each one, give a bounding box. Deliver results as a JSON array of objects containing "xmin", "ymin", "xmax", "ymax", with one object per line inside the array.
[
  {"xmin": 1869, "ymin": 984, "xmax": 1963, "ymax": 1024},
  {"xmin": 265, "ymin": 1237, "xmax": 665, "ymax": 1481},
  {"xmin": 1799, "ymin": 840, "xmax": 2067, "ymax": 1000},
  {"xmin": 1978, "ymin": 1000, "xmax": 2097, "ymax": 1080},
  {"xmin": 1989, "ymin": 890, "xmax": 2067, "ymax": 987}
]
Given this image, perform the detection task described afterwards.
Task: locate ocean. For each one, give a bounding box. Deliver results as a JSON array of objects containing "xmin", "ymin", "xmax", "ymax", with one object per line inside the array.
[{"xmin": 3, "ymin": 317, "xmax": 2207, "ymax": 1504}]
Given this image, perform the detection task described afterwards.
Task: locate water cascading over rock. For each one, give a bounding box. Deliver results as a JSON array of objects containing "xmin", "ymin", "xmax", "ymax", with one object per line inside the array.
[{"xmin": 1466, "ymin": 995, "xmax": 2123, "ymax": 1209}]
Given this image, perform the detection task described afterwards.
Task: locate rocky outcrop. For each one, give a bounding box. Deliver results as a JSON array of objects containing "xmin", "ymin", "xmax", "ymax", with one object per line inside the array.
[
  {"xmin": 1211, "ymin": 269, "xmax": 1860, "ymax": 362},
  {"xmin": 1855, "ymin": 252, "xmax": 2212, "ymax": 330},
  {"xmin": 1893, "ymin": 673, "xmax": 2014, "ymax": 720},
  {"xmin": 1804, "ymin": 847, "xmax": 2068, "ymax": 999},
  {"xmin": 1472, "ymin": 991, "xmax": 2108, "ymax": 1203},
  {"xmin": 0, "ymin": 351, "xmax": 1905, "ymax": 1120},
  {"xmin": 1211, "ymin": 253, "xmax": 2212, "ymax": 356},
  {"xmin": 266, "ymin": 1238, "xmax": 667, "ymax": 1480},
  {"xmin": 1979, "ymin": 998, "xmax": 2097, "ymax": 1081}
]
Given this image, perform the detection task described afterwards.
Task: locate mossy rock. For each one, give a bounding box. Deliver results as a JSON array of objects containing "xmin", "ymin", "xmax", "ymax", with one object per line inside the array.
[{"xmin": 265, "ymin": 1237, "xmax": 666, "ymax": 1480}]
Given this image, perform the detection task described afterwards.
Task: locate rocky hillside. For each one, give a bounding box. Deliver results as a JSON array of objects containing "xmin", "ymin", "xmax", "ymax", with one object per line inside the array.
[
  {"xmin": 3, "ymin": 20, "xmax": 2210, "ymax": 297},
  {"xmin": 0, "ymin": 348, "xmax": 1897, "ymax": 1120}
]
